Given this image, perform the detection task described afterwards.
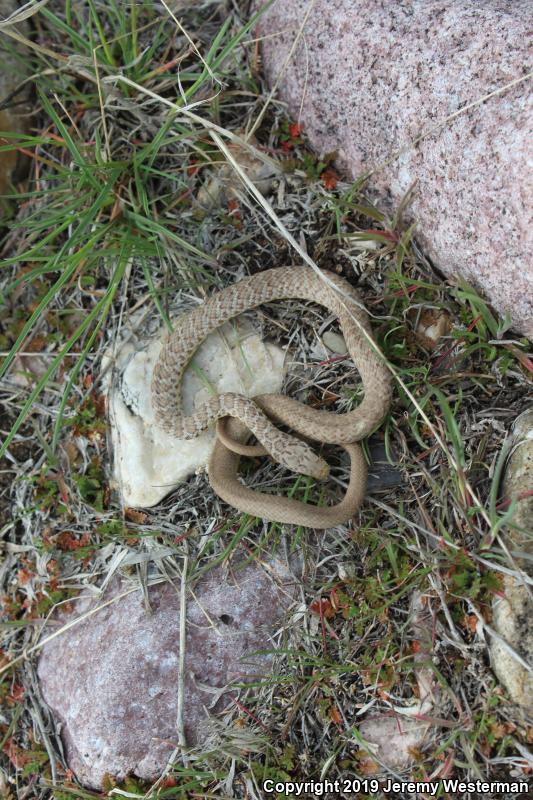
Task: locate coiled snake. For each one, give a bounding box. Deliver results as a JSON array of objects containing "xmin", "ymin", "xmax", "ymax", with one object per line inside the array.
[{"xmin": 151, "ymin": 266, "xmax": 392, "ymax": 527}]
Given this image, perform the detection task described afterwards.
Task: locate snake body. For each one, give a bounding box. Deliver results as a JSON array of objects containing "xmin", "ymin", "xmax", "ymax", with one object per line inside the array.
[{"xmin": 151, "ymin": 266, "xmax": 392, "ymax": 527}]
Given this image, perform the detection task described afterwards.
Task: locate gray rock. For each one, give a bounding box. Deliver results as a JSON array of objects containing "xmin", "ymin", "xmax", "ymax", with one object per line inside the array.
[
  {"xmin": 37, "ymin": 560, "xmax": 297, "ymax": 789},
  {"xmin": 490, "ymin": 407, "xmax": 533, "ymax": 709},
  {"xmin": 255, "ymin": 0, "xmax": 533, "ymax": 338},
  {"xmin": 321, "ymin": 331, "xmax": 348, "ymax": 356}
]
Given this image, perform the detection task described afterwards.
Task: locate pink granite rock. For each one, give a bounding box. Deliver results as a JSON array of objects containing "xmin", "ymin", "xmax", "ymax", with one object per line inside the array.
[
  {"xmin": 255, "ymin": 0, "xmax": 533, "ymax": 338},
  {"xmin": 37, "ymin": 560, "xmax": 296, "ymax": 789}
]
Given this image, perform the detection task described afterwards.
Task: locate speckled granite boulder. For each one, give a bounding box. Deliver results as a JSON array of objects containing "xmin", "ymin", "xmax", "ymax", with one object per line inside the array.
[
  {"xmin": 255, "ymin": 0, "xmax": 533, "ymax": 338},
  {"xmin": 37, "ymin": 561, "xmax": 297, "ymax": 789}
]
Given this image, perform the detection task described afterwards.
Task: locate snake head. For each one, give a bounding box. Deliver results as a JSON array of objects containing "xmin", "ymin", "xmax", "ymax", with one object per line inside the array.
[
  {"xmin": 281, "ymin": 438, "xmax": 330, "ymax": 481},
  {"xmin": 310, "ymin": 457, "xmax": 330, "ymax": 482}
]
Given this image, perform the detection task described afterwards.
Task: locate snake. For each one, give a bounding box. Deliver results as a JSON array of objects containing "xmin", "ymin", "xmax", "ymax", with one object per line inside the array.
[{"xmin": 151, "ymin": 266, "xmax": 392, "ymax": 528}]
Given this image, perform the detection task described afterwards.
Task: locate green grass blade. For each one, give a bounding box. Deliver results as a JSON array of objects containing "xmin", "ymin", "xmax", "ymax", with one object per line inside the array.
[
  {"xmin": 51, "ymin": 235, "xmax": 133, "ymax": 449},
  {"xmin": 1, "ymin": 284, "xmax": 118, "ymax": 459},
  {"xmin": 0, "ymin": 222, "xmax": 112, "ymax": 382}
]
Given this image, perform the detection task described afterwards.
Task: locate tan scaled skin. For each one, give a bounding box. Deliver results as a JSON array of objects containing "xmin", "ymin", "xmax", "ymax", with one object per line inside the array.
[{"xmin": 151, "ymin": 266, "xmax": 392, "ymax": 527}]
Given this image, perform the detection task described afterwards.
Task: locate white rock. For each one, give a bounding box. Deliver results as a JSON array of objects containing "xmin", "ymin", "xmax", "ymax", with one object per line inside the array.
[
  {"xmin": 357, "ymin": 716, "xmax": 430, "ymax": 769},
  {"xmin": 109, "ymin": 320, "xmax": 286, "ymax": 508}
]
